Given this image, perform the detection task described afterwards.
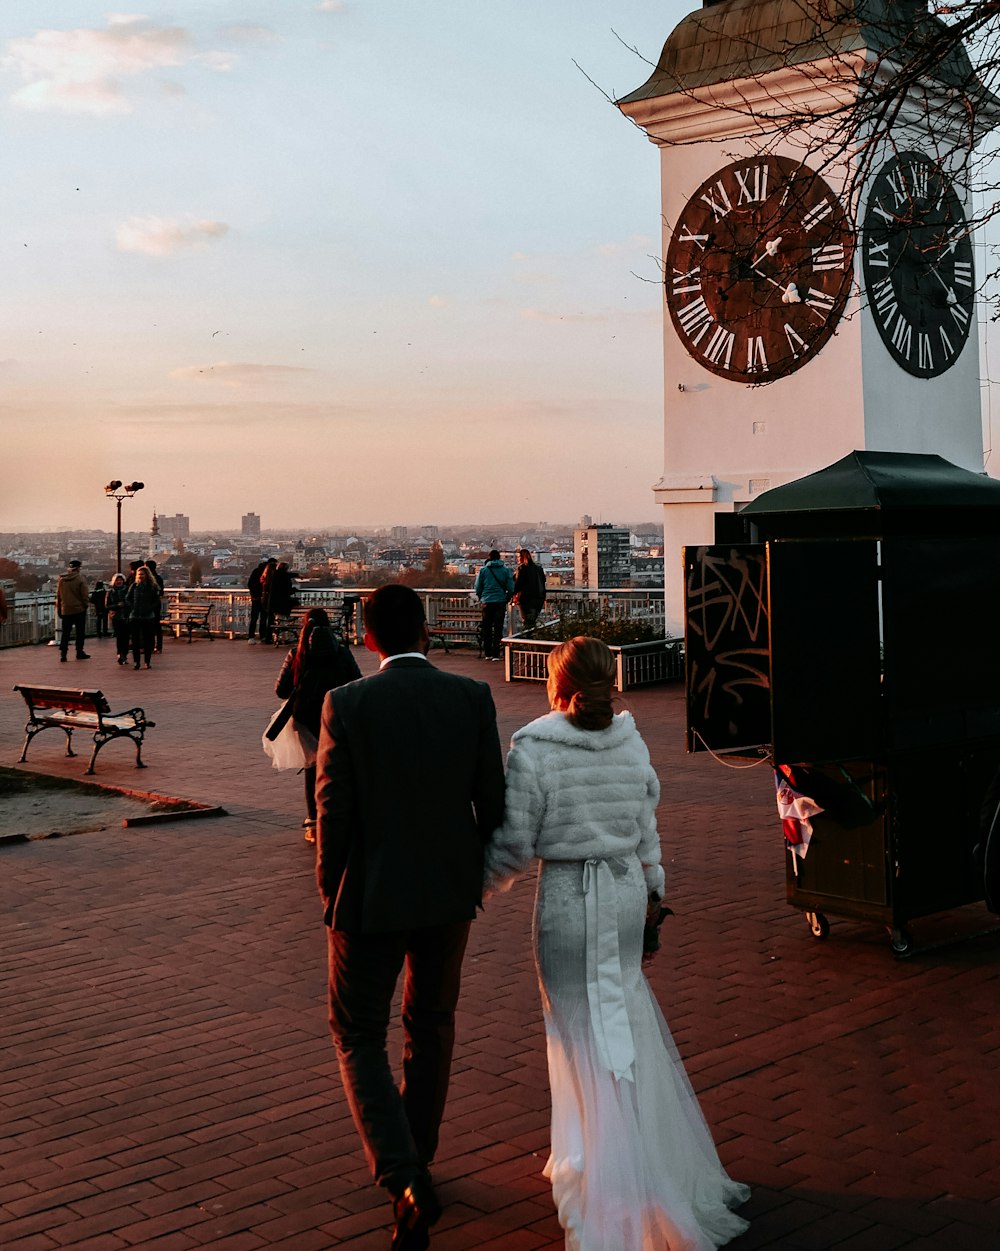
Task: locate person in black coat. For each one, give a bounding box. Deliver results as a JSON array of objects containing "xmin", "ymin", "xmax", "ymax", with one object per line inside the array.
[
  {"xmin": 145, "ymin": 560, "xmax": 165, "ymax": 653},
  {"xmin": 315, "ymin": 584, "xmax": 505, "ymax": 1248},
  {"xmin": 275, "ymin": 608, "xmax": 361, "ymax": 841},
  {"xmin": 125, "ymin": 565, "xmax": 161, "ymax": 669},
  {"xmin": 247, "ymin": 560, "xmax": 268, "ymax": 642},
  {"xmin": 106, "ymin": 574, "xmax": 130, "ymax": 665},
  {"xmin": 512, "ymin": 548, "xmax": 547, "ymax": 631},
  {"xmin": 258, "ymin": 558, "xmax": 279, "ymax": 643},
  {"xmin": 89, "ymin": 582, "xmax": 109, "ymax": 637}
]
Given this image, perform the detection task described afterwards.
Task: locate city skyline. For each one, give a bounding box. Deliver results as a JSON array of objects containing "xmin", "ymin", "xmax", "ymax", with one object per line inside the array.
[
  {"xmin": 1, "ymin": 2, "xmax": 685, "ymax": 532},
  {"xmin": 0, "ymin": 515, "xmax": 665, "ymax": 542}
]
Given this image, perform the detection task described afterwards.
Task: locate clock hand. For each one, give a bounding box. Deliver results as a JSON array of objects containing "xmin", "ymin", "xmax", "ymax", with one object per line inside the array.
[
  {"xmin": 751, "ymin": 237, "xmax": 783, "ymax": 269},
  {"xmin": 923, "ymin": 261, "xmax": 958, "ymax": 304},
  {"xmin": 751, "ymin": 265, "xmax": 802, "ymax": 304}
]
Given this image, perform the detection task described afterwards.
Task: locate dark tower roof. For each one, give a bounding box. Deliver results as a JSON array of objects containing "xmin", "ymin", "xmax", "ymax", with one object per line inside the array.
[{"xmin": 617, "ymin": 0, "xmax": 993, "ymax": 105}]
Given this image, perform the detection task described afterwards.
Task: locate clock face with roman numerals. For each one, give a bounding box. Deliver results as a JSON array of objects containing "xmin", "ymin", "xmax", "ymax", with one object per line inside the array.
[
  {"xmin": 862, "ymin": 153, "xmax": 974, "ymax": 378},
  {"xmin": 665, "ymin": 155, "xmax": 854, "ymax": 382}
]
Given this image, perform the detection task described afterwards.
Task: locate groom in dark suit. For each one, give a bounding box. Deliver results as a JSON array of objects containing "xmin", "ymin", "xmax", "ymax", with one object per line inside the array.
[{"xmin": 315, "ymin": 583, "xmax": 505, "ymax": 1251}]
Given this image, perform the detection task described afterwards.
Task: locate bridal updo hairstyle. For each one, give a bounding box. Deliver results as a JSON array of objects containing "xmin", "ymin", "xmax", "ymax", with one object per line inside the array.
[{"xmin": 547, "ymin": 635, "xmax": 616, "ymax": 731}]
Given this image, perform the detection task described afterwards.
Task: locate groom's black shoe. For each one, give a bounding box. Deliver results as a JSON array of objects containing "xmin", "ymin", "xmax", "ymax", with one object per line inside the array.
[{"xmin": 390, "ymin": 1176, "xmax": 442, "ymax": 1251}]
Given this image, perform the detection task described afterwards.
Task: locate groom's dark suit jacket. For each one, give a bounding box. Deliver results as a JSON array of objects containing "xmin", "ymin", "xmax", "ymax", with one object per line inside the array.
[{"xmin": 315, "ymin": 656, "xmax": 505, "ymax": 933}]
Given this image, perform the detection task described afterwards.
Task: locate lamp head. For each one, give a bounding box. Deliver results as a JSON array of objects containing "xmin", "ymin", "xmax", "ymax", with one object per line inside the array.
[
  {"xmin": 126, "ymin": 481, "xmax": 144, "ymax": 495},
  {"xmin": 105, "ymin": 480, "xmax": 123, "ymax": 494}
]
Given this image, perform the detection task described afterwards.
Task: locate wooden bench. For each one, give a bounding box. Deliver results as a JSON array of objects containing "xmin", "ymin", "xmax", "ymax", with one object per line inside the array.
[
  {"xmin": 162, "ymin": 602, "xmax": 214, "ymax": 642},
  {"xmin": 13, "ymin": 684, "xmax": 155, "ymax": 775},
  {"xmin": 428, "ymin": 607, "xmax": 484, "ymax": 655}
]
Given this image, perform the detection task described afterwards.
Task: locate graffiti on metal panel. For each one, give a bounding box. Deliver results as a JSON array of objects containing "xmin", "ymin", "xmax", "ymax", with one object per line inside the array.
[{"xmin": 686, "ymin": 546, "xmax": 769, "ymax": 723}]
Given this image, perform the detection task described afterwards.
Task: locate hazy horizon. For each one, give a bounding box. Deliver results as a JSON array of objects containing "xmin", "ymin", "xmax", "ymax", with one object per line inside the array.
[{"xmin": 1, "ymin": 517, "xmax": 665, "ymax": 539}]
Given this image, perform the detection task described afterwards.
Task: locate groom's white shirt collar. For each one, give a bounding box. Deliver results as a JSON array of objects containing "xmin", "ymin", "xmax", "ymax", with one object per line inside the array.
[{"xmin": 379, "ymin": 652, "xmax": 429, "ymax": 670}]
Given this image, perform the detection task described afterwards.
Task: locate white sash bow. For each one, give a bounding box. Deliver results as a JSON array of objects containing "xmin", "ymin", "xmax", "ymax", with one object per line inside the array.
[{"xmin": 582, "ymin": 858, "xmax": 635, "ymax": 1081}]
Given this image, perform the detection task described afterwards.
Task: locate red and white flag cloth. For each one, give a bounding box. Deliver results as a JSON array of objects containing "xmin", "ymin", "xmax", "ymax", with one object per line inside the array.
[{"xmin": 775, "ymin": 767, "xmax": 824, "ymax": 867}]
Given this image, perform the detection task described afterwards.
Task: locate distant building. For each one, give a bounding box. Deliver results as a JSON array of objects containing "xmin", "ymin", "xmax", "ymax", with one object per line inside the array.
[
  {"xmin": 242, "ymin": 512, "xmax": 261, "ymax": 539},
  {"xmin": 574, "ymin": 523, "xmax": 631, "ymax": 590},
  {"xmin": 159, "ymin": 513, "xmax": 190, "ymax": 541},
  {"xmin": 390, "ymin": 525, "xmax": 408, "ymax": 542},
  {"xmin": 293, "ymin": 539, "xmax": 327, "ymax": 572},
  {"xmin": 631, "ymin": 555, "xmax": 665, "ymax": 587}
]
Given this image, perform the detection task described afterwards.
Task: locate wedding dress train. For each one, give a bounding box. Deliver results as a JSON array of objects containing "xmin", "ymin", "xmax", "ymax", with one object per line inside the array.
[{"xmin": 534, "ymin": 856, "xmax": 749, "ymax": 1251}]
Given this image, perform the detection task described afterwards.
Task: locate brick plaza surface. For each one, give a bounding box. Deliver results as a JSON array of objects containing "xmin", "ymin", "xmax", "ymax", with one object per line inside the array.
[{"xmin": 1, "ymin": 634, "xmax": 998, "ymax": 1250}]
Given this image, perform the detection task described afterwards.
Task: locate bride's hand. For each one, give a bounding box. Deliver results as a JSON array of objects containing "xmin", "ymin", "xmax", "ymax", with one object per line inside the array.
[{"xmin": 642, "ymin": 894, "xmax": 673, "ymax": 961}]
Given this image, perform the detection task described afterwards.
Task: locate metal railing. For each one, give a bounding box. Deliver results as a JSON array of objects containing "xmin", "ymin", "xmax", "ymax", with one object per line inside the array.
[
  {"xmin": 0, "ymin": 593, "xmax": 59, "ymax": 647},
  {"xmin": 503, "ymin": 634, "xmax": 683, "ymax": 690},
  {"xmin": 0, "ymin": 586, "xmax": 667, "ymax": 648}
]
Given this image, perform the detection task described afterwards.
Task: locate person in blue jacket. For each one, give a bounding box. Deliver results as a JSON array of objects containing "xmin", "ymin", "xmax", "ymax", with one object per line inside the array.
[{"xmin": 474, "ymin": 550, "xmax": 514, "ymax": 661}]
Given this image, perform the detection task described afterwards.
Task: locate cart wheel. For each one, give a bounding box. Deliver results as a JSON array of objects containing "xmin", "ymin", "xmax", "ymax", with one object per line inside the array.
[
  {"xmin": 805, "ymin": 911, "xmax": 829, "ymax": 940},
  {"xmin": 888, "ymin": 927, "xmax": 913, "ymax": 955}
]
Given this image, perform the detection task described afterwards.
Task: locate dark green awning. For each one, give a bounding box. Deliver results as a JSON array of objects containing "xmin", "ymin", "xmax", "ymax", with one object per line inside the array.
[{"xmin": 739, "ymin": 451, "xmax": 1000, "ymax": 539}]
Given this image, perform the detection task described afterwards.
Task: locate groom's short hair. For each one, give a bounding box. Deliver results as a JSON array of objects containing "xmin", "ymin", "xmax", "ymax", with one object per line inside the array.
[{"xmin": 363, "ymin": 584, "xmax": 425, "ymax": 656}]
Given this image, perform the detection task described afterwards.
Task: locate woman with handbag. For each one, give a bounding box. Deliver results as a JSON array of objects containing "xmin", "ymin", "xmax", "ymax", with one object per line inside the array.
[{"xmin": 274, "ymin": 608, "xmax": 361, "ymax": 841}]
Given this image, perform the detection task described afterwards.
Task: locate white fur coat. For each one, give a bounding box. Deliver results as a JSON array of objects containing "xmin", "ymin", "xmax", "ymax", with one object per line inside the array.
[{"xmin": 484, "ymin": 710, "xmax": 664, "ymax": 896}]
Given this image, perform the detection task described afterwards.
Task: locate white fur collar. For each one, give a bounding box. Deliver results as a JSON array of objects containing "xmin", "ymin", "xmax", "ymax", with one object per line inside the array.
[{"xmin": 511, "ymin": 709, "xmax": 638, "ymax": 751}]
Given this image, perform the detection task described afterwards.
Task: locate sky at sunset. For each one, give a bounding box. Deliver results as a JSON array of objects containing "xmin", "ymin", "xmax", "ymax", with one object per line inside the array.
[{"xmin": 1, "ymin": 2, "xmax": 690, "ymax": 533}]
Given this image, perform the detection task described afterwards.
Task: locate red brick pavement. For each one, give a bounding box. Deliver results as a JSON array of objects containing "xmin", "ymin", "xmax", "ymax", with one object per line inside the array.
[{"xmin": 1, "ymin": 635, "xmax": 999, "ymax": 1249}]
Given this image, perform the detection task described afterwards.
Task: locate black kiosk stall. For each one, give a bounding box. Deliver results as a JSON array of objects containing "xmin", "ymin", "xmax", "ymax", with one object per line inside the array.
[{"xmin": 684, "ymin": 451, "xmax": 1000, "ymax": 953}]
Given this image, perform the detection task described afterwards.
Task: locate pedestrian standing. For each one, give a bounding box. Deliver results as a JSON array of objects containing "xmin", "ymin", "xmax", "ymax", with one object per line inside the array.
[
  {"xmin": 90, "ymin": 581, "xmax": 109, "ymax": 637},
  {"xmin": 107, "ymin": 573, "xmax": 131, "ymax": 666},
  {"xmin": 56, "ymin": 560, "xmax": 91, "ymax": 662},
  {"xmin": 258, "ymin": 558, "xmax": 278, "ymax": 644},
  {"xmin": 474, "ymin": 549, "xmax": 514, "ymax": 661},
  {"xmin": 125, "ymin": 566, "xmax": 161, "ymax": 669},
  {"xmin": 247, "ymin": 560, "xmax": 267, "ymax": 642},
  {"xmin": 512, "ymin": 549, "xmax": 547, "ymax": 631},
  {"xmin": 145, "ymin": 560, "xmax": 165, "ymax": 653}
]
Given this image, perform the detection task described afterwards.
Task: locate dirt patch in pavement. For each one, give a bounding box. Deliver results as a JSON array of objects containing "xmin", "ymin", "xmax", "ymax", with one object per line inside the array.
[{"xmin": 0, "ymin": 767, "xmax": 211, "ymax": 840}]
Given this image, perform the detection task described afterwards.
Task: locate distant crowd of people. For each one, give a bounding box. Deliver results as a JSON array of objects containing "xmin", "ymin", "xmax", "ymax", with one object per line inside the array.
[
  {"xmin": 55, "ymin": 557, "xmax": 164, "ymax": 670},
  {"xmin": 47, "ymin": 545, "xmax": 546, "ymax": 674}
]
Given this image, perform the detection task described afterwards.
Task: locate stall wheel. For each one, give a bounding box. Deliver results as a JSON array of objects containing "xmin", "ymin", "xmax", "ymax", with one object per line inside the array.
[
  {"xmin": 805, "ymin": 910, "xmax": 829, "ymax": 940},
  {"xmin": 888, "ymin": 926, "xmax": 913, "ymax": 955}
]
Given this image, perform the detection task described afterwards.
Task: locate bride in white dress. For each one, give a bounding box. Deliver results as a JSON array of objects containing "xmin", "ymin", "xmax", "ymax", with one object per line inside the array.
[{"xmin": 485, "ymin": 637, "xmax": 749, "ymax": 1251}]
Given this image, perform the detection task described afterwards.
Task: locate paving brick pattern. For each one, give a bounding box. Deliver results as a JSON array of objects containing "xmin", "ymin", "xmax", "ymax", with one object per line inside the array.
[{"xmin": 1, "ymin": 636, "xmax": 999, "ymax": 1249}]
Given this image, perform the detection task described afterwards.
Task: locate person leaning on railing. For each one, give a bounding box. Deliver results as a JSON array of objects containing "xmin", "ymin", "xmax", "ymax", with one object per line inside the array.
[{"xmin": 474, "ymin": 549, "xmax": 514, "ymax": 662}]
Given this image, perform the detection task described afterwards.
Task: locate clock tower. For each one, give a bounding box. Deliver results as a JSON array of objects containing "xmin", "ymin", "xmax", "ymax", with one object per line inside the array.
[{"xmin": 617, "ymin": 0, "xmax": 1000, "ymax": 632}]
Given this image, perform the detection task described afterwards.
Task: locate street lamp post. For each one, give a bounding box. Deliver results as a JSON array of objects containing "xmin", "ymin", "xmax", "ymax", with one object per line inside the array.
[{"xmin": 104, "ymin": 480, "xmax": 144, "ymax": 574}]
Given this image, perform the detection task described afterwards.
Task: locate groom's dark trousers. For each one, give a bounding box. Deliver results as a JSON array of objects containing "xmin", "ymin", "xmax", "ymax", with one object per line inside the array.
[{"xmin": 316, "ymin": 655, "xmax": 505, "ymax": 1199}]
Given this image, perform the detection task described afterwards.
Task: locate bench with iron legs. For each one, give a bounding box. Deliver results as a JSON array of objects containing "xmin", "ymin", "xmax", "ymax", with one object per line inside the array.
[
  {"xmin": 270, "ymin": 609, "xmax": 307, "ymax": 647},
  {"xmin": 270, "ymin": 607, "xmax": 357, "ymax": 649},
  {"xmin": 162, "ymin": 603, "xmax": 214, "ymax": 642},
  {"xmin": 13, "ymin": 684, "xmax": 155, "ymax": 775},
  {"xmin": 427, "ymin": 608, "xmax": 484, "ymax": 656}
]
